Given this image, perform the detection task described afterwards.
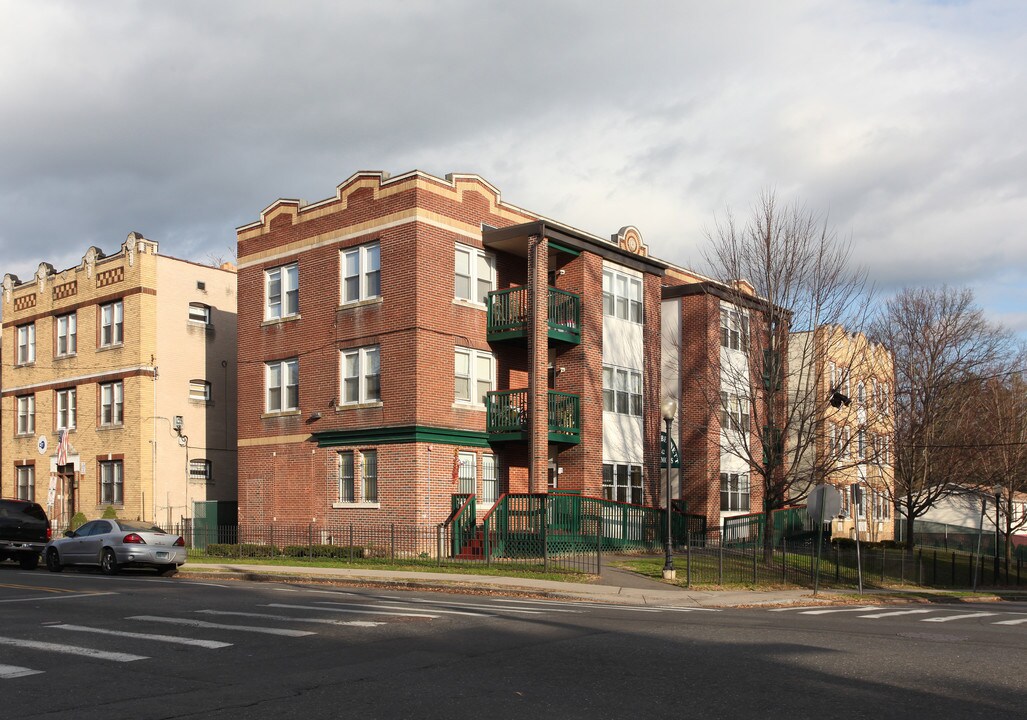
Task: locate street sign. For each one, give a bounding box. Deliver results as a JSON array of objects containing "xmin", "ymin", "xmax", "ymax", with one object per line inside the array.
[{"xmin": 808, "ymin": 484, "xmax": 841, "ymax": 521}]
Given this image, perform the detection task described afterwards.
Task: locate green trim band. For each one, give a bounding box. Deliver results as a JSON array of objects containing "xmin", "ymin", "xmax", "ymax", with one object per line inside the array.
[
  {"xmin": 313, "ymin": 425, "xmax": 492, "ymax": 448},
  {"xmin": 548, "ymin": 240, "xmax": 580, "ymax": 257}
]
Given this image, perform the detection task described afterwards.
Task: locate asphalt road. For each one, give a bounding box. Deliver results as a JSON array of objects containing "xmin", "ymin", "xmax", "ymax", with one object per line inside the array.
[{"xmin": 1, "ymin": 562, "xmax": 1024, "ymax": 720}]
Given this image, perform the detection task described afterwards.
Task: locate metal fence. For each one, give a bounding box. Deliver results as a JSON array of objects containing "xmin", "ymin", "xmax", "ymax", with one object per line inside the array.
[
  {"xmin": 172, "ymin": 521, "xmax": 602, "ymax": 575},
  {"xmin": 895, "ymin": 519, "xmax": 1027, "ymax": 562}
]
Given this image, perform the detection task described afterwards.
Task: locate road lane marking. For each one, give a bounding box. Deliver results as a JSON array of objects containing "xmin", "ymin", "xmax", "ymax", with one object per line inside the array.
[
  {"xmin": 320, "ymin": 600, "xmax": 509, "ymax": 616},
  {"xmin": 196, "ymin": 609, "xmax": 383, "ymax": 627},
  {"xmin": 268, "ymin": 603, "xmax": 439, "ymax": 619},
  {"xmin": 0, "ymin": 591, "xmax": 117, "ymax": 604},
  {"xmin": 858, "ymin": 609, "xmax": 935, "ymax": 619},
  {"xmin": 922, "ymin": 612, "xmax": 999, "ymax": 623},
  {"xmin": 127, "ymin": 616, "xmax": 314, "ymax": 637},
  {"xmin": 0, "ymin": 636, "xmax": 147, "ymax": 662},
  {"xmin": 993, "ymin": 617, "xmax": 1027, "ymax": 625},
  {"xmin": 1, "ymin": 664, "xmax": 44, "ymax": 679},
  {"xmin": 798, "ymin": 606, "xmax": 883, "ymax": 615},
  {"xmin": 0, "ymin": 583, "xmax": 73, "ymax": 594},
  {"xmin": 48, "ymin": 624, "xmax": 233, "ymax": 649}
]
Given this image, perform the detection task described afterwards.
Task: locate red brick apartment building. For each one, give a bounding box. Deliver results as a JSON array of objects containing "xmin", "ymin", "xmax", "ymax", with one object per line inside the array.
[
  {"xmin": 661, "ymin": 267, "xmax": 785, "ymax": 533},
  {"xmin": 235, "ymin": 171, "xmax": 669, "ymax": 532}
]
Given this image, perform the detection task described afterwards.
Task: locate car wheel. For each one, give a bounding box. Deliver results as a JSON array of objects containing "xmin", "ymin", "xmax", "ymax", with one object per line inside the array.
[
  {"xmin": 157, "ymin": 564, "xmax": 178, "ymax": 577},
  {"xmin": 19, "ymin": 553, "xmax": 39, "ymax": 571},
  {"xmin": 45, "ymin": 549, "xmax": 64, "ymax": 573},
  {"xmin": 100, "ymin": 548, "xmax": 120, "ymax": 575}
]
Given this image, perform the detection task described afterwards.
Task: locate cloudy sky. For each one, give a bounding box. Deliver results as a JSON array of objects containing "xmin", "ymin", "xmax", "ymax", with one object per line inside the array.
[{"xmin": 1, "ymin": 0, "xmax": 1024, "ymax": 332}]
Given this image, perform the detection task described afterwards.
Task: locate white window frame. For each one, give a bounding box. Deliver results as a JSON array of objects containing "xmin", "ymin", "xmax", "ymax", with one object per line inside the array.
[
  {"xmin": 454, "ymin": 243, "xmax": 496, "ymax": 305},
  {"xmin": 16, "ymin": 395, "xmax": 35, "ymax": 435},
  {"xmin": 602, "ymin": 269, "xmax": 643, "ymax": 323},
  {"xmin": 100, "ymin": 460, "xmax": 124, "ymax": 505},
  {"xmin": 602, "ymin": 463, "xmax": 643, "ymax": 505},
  {"xmin": 100, "ymin": 300, "xmax": 124, "ymax": 347},
  {"xmin": 719, "ymin": 391, "xmax": 750, "ymax": 433},
  {"xmin": 99, "ymin": 381, "xmax": 124, "ymax": 427},
  {"xmin": 189, "ymin": 380, "xmax": 212, "ymax": 402},
  {"xmin": 454, "ymin": 347, "xmax": 494, "ymax": 406},
  {"xmin": 458, "ymin": 452, "xmax": 476, "ymax": 496},
  {"xmin": 189, "ymin": 459, "xmax": 212, "ymax": 482},
  {"xmin": 720, "ymin": 472, "xmax": 751, "ymax": 512},
  {"xmin": 56, "ymin": 388, "xmax": 77, "ymax": 430},
  {"xmin": 56, "ymin": 312, "xmax": 77, "ymax": 356},
  {"xmin": 17, "ymin": 323, "xmax": 35, "ymax": 364},
  {"xmin": 482, "ymin": 455, "xmax": 498, "ymax": 503},
  {"xmin": 265, "ymin": 263, "xmax": 299, "ymax": 320},
  {"xmin": 16, "ymin": 465, "xmax": 35, "ymax": 501},
  {"xmin": 719, "ymin": 307, "xmax": 749, "ymax": 352},
  {"xmin": 341, "ymin": 242, "xmax": 381, "ymax": 304},
  {"xmin": 603, "ymin": 365, "xmax": 642, "ymax": 417},
  {"xmin": 341, "ymin": 346, "xmax": 381, "ymax": 405},
  {"xmin": 188, "ymin": 302, "xmax": 211, "ymax": 324},
  {"xmin": 265, "ymin": 358, "xmax": 299, "ymax": 413},
  {"xmin": 336, "ymin": 450, "xmax": 378, "ymax": 505}
]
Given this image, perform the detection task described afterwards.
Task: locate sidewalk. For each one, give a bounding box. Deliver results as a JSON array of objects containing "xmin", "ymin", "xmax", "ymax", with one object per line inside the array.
[{"xmin": 178, "ymin": 561, "xmax": 857, "ymax": 608}]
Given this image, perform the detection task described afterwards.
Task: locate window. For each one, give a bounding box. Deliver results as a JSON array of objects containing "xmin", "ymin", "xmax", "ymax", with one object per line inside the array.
[
  {"xmin": 454, "ymin": 244, "xmax": 495, "ymax": 304},
  {"xmin": 857, "ymin": 428, "xmax": 866, "ymax": 460},
  {"xmin": 851, "ymin": 484, "xmax": 865, "ymax": 518},
  {"xmin": 56, "ymin": 388, "xmax": 77, "ymax": 430},
  {"xmin": 881, "ymin": 383, "xmax": 890, "ymax": 415},
  {"xmin": 189, "ymin": 380, "xmax": 212, "ymax": 402},
  {"xmin": 342, "ymin": 242, "xmax": 381, "ymax": 304},
  {"xmin": 602, "ymin": 269, "xmax": 642, "ymax": 323},
  {"xmin": 189, "ymin": 459, "xmax": 212, "ymax": 482},
  {"xmin": 16, "ymin": 395, "xmax": 35, "ymax": 435},
  {"xmin": 100, "ymin": 300, "xmax": 123, "ymax": 347},
  {"xmin": 454, "ymin": 348, "xmax": 494, "ymax": 405},
  {"xmin": 100, "ymin": 460, "xmax": 123, "ymax": 504},
  {"xmin": 458, "ymin": 452, "xmax": 476, "ymax": 496},
  {"xmin": 602, "ymin": 463, "xmax": 643, "ymax": 505},
  {"xmin": 265, "ymin": 263, "xmax": 299, "ymax": 320},
  {"xmin": 720, "ymin": 472, "xmax": 751, "ymax": 512},
  {"xmin": 857, "ymin": 382, "xmax": 866, "ymax": 406},
  {"xmin": 841, "ymin": 426, "xmax": 851, "ymax": 459},
  {"xmin": 338, "ymin": 450, "xmax": 377, "ymax": 504},
  {"xmin": 482, "ymin": 455, "xmax": 498, "ymax": 503},
  {"xmin": 56, "ymin": 313, "xmax": 77, "ymax": 356},
  {"xmin": 602, "ymin": 366, "xmax": 642, "ymax": 416},
  {"xmin": 188, "ymin": 303, "xmax": 211, "ymax": 324},
  {"xmin": 16, "ymin": 466, "xmax": 34, "ymax": 501},
  {"xmin": 719, "ymin": 392, "xmax": 750, "ymax": 433},
  {"xmin": 265, "ymin": 359, "xmax": 299, "ymax": 412},
  {"xmin": 341, "ymin": 346, "xmax": 381, "ymax": 404},
  {"xmin": 719, "ymin": 307, "xmax": 749, "ymax": 352},
  {"xmin": 99, "ymin": 381, "xmax": 123, "ymax": 426},
  {"xmin": 16, "ymin": 323, "xmax": 35, "ymax": 364}
]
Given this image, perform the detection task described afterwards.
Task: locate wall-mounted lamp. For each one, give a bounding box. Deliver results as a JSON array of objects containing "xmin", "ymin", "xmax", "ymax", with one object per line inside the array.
[{"xmin": 310, "ymin": 411, "xmax": 323, "ymax": 421}]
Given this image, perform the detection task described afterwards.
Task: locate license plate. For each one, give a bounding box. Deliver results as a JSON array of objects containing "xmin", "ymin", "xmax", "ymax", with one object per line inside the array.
[{"xmin": 156, "ymin": 551, "xmax": 169, "ymax": 559}]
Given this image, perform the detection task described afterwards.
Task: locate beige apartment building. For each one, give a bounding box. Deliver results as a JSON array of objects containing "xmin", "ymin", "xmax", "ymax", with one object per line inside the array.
[
  {"xmin": 789, "ymin": 324, "xmax": 896, "ymax": 541},
  {"xmin": 1, "ymin": 234, "xmax": 237, "ymax": 529}
]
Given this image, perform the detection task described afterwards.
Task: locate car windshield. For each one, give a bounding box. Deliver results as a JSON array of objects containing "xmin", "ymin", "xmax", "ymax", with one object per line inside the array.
[{"xmin": 118, "ymin": 521, "xmax": 166, "ymax": 534}]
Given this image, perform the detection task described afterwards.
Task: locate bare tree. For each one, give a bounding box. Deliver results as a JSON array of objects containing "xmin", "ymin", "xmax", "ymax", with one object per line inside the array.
[
  {"xmin": 701, "ymin": 190, "xmax": 872, "ymax": 560},
  {"xmin": 871, "ymin": 287, "xmax": 1015, "ymax": 551}
]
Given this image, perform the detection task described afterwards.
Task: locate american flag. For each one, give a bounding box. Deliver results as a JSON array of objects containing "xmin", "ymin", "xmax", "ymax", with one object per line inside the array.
[{"xmin": 56, "ymin": 429, "xmax": 69, "ymax": 466}]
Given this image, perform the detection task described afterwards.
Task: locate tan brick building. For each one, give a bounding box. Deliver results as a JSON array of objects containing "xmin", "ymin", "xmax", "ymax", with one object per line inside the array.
[
  {"xmin": 235, "ymin": 170, "xmax": 668, "ymax": 532},
  {"xmin": 788, "ymin": 325, "xmax": 896, "ymax": 541},
  {"xmin": 1, "ymin": 235, "xmax": 238, "ymax": 528}
]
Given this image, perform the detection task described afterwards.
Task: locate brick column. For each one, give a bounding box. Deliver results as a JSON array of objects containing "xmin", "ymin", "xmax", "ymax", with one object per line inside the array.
[{"xmin": 527, "ymin": 233, "xmax": 549, "ymax": 494}]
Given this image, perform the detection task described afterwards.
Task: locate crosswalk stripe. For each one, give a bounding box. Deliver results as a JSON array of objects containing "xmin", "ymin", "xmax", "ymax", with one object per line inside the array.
[
  {"xmin": 857, "ymin": 610, "xmax": 934, "ymax": 619},
  {"xmin": 320, "ymin": 601, "xmax": 500, "ymax": 617},
  {"xmin": 799, "ymin": 606, "xmax": 883, "ymax": 615},
  {"xmin": 362, "ymin": 598, "xmax": 546, "ymax": 615},
  {"xmin": 769, "ymin": 606, "xmax": 834, "ymax": 612},
  {"xmin": 268, "ymin": 603, "xmax": 438, "ymax": 619},
  {"xmin": 993, "ymin": 617, "xmax": 1027, "ymax": 625},
  {"xmin": 0, "ymin": 636, "xmax": 147, "ymax": 662},
  {"xmin": 923, "ymin": 612, "xmax": 999, "ymax": 623},
  {"xmin": 196, "ymin": 610, "xmax": 383, "ymax": 627},
  {"xmin": 48, "ymin": 624, "xmax": 233, "ymax": 649},
  {"xmin": 1, "ymin": 664, "xmax": 44, "ymax": 679},
  {"xmin": 127, "ymin": 616, "xmax": 314, "ymax": 637}
]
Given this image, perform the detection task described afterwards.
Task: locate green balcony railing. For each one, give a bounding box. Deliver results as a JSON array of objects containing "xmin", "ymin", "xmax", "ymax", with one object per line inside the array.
[
  {"xmin": 486, "ymin": 389, "xmax": 580, "ymax": 444},
  {"xmin": 486, "ymin": 286, "xmax": 580, "ymax": 344}
]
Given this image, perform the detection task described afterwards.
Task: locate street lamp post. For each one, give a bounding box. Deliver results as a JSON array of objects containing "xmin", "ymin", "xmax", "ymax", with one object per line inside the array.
[
  {"xmin": 993, "ymin": 484, "xmax": 1002, "ymax": 584},
  {"xmin": 662, "ymin": 399, "xmax": 678, "ymax": 581}
]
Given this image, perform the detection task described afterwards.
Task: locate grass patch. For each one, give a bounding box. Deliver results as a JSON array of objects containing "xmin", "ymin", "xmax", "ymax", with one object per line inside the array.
[{"xmin": 183, "ymin": 553, "xmax": 592, "ymax": 583}]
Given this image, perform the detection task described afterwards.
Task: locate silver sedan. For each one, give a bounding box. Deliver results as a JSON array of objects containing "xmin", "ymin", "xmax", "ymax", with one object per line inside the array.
[{"xmin": 44, "ymin": 519, "xmax": 186, "ymax": 575}]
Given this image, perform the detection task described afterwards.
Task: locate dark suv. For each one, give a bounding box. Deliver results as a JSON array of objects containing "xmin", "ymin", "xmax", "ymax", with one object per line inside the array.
[{"xmin": 0, "ymin": 499, "xmax": 51, "ymax": 570}]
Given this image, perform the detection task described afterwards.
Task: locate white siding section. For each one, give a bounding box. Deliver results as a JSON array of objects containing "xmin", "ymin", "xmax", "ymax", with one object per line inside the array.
[{"xmin": 602, "ymin": 261, "xmax": 644, "ymax": 465}]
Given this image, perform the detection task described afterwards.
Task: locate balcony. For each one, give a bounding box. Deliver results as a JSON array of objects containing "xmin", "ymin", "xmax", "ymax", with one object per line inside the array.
[
  {"xmin": 486, "ymin": 389, "xmax": 581, "ymax": 444},
  {"xmin": 486, "ymin": 286, "xmax": 581, "ymax": 344}
]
